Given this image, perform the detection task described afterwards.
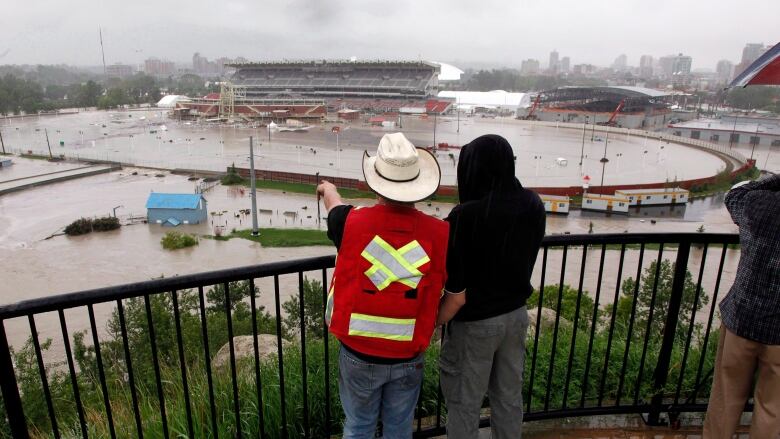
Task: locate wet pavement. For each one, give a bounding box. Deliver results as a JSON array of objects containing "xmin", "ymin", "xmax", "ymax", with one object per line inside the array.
[{"xmin": 1, "ymin": 110, "xmax": 728, "ymax": 187}]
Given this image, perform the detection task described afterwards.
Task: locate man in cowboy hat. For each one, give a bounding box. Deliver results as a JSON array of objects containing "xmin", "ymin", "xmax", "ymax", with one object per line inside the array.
[{"xmin": 317, "ymin": 132, "xmax": 449, "ymax": 439}]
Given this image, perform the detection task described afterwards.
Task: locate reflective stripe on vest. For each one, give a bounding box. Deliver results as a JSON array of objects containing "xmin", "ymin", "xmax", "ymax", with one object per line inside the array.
[
  {"xmin": 348, "ymin": 313, "xmax": 416, "ymax": 341},
  {"xmin": 361, "ymin": 236, "xmax": 430, "ymax": 290},
  {"xmin": 325, "ymin": 282, "xmax": 335, "ymax": 326}
]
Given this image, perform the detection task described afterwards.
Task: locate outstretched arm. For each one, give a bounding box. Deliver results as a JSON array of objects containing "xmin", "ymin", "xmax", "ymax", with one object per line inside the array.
[{"xmin": 316, "ymin": 180, "xmax": 345, "ymax": 212}]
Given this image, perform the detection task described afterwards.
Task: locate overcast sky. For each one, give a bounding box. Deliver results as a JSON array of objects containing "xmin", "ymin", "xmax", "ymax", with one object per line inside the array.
[{"xmin": 1, "ymin": 0, "xmax": 777, "ymax": 70}]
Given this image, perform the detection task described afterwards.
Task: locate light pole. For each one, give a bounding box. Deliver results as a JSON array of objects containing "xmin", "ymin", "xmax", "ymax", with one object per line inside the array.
[
  {"xmin": 433, "ymin": 112, "xmax": 438, "ymax": 150},
  {"xmin": 579, "ymin": 117, "xmax": 588, "ymax": 169},
  {"xmin": 750, "ymin": 124, "xmax": 760, "ymax": 161},
  {"xmin": 249, "ymin": 136, "xmax": 259, "ymax": 236},
  {"xmin": 112, "ymin": 205, "xmax": 123, "ymax": 218},
  {"xmin": 599, "ymin": 131, "xmax": 610, "ymax": 190},
  {"xmin": 0, "ymin": 128, "xmax": 5, "ymax": 154},
  {"xmin": 729, "ymin": 114, "xmax": 738, "ymax": 149}
]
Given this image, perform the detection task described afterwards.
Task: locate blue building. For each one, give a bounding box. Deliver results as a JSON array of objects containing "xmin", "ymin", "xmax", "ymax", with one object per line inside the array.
[{"xmin": 146, "ymin": 193, "xmax": 208, "ymax": 226}]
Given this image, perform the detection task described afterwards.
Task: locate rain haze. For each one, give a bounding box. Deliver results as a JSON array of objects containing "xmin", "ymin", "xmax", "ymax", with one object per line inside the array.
[{"xmin": 1, "ymin": 0, "xmax": 778, "ymax": 68}]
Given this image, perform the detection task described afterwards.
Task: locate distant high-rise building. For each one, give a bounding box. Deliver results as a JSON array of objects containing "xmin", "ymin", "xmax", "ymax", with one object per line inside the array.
[
  {"xmin": 716, "ymin": 59, "xmax": 734, "ymax": 83},
  {"xmin": 734, "ymin": 43, "xmax": 767, "ymax": 78},
  {"xmin": 659, "ymin": 53, "xmax": 692, "ymax": 78},
  {"xmin": 639, "ymin": 55, "xmax": 654, "ymax": 77},
  {"xmin": 560, "ymin": 56, "xmax": 570, "ymax": 73},
  {"xmin": 106, "ymin": 63, "xmax": 134, "ymax": 78},
  {"xmin": 548, "ymin": 50, "xmax": 559, "ymax": 73},
  {"xmin": 520, "ymin": 58, "xmax": 540, "ymax": 75},
  {"xmin": 572, "ymin": 64, "xmax": 597, "ymax": 75},
  {"xmin": 144, "ymin": 58, "xmax": 175, "ymax": 76},
  {"xmin": 193, "ymin": 52, "xmax": 208, "ymax": 73},
  {"xmin": 612, "ymin": 54, "xmax": 628, "ymax": 71},
  {"xmin": 741, "ymin": 43, "xmax": 766, "ymax": 65}
]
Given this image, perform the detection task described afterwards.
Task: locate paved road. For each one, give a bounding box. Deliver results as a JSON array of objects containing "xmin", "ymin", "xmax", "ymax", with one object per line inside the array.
[{"xmin": 0, "ymin": 164, "xmax": 118, "ymax": 195}]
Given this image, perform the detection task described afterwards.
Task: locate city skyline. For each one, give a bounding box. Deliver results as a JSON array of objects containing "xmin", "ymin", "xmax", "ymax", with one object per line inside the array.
[{"xmin": 0, "ymin": 0, "xmax": 776, "ymax": 70}]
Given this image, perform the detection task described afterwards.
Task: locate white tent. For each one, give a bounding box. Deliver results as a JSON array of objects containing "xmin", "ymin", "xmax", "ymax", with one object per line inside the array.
[
  {"xmin": 437, "ymin": 90, "xmax": 531, "ymax": 111},
  {"xmin": 156, "ymin": 95, "xmax": 190, "ymax": 108}
]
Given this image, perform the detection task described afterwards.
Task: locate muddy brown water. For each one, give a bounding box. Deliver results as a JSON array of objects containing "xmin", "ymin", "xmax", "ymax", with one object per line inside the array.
[
  {"xmin": 2, "ymin": 110, "xmax": 728, "ymax": 186},
  {"xmin": 0, "ymin": 151, "xmax": 740, "ymax": 363}
]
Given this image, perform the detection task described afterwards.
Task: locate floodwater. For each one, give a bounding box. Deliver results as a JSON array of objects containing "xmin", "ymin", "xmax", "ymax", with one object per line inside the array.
[
  {"xmin": 1, "ymin": 110, "xmax": 727, "ymax": 187},
  {"xmin": 0, "ymin": 158, "xmax": 740, "ymax": 360}
]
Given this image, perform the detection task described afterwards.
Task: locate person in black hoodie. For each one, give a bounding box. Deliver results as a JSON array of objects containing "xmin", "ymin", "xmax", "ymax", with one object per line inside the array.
[{"xmin": 437, "ymin": 134, "xmax": 546, "ymax": 439}]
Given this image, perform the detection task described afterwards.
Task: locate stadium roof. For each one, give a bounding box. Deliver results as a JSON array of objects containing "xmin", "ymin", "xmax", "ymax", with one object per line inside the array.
[
  {"xmin": 227, "ymin": 60, "xmax": 439, "ymax": 69},
  {"xmin": 558, "ymin": 86, "xmax": 672, "ymax": 98},
  {"xmin": 438, "ymin": 90, "xmax": 530, "ymax": 109},
  {"xmin": 431, "ymin": 62, "xmax": 464, "ymax": 81},
  {"xmin": 602, "ymin": 86, "xmax": 672, "ymax": 98}
]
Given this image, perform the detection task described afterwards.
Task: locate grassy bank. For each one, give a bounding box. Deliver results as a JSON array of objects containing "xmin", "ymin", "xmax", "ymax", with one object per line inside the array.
[
  {"xmin": 5, "ymin": 262, "xmax": 721, "ymax": 437},
  {"xmin": 204, "ymin": 228, "xmax": 331, "ymax": 247}
]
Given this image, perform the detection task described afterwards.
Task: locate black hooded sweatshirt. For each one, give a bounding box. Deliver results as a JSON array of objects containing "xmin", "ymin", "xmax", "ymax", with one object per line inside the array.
[{"xmin": 445, "ymin": 134, "xmax": 546, "ymax": 321}]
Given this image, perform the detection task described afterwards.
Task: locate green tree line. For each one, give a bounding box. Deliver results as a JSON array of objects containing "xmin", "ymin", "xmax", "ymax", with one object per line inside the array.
[{"xmin": 0, "ymin": 70, "xmax": 213, "ymax": 115}]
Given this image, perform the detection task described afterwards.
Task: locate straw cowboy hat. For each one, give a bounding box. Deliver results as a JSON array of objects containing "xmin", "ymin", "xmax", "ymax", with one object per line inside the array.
[{"xmin": 362, "ymin": 133, "xmax": 441, "ymax": 203}]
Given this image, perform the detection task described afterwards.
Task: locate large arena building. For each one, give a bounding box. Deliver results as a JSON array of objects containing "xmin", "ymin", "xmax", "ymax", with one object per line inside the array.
[
  {"xmin": 519, "ymin": 86, "xmax": 676, "ymax": 129},
  {"xmin": 174, "ymin": 60, "xmax": 455, "ymax": 120}
]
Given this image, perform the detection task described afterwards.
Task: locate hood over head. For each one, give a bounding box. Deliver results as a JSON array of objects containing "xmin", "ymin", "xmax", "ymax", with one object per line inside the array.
[{"xmin": 457, "ymin": 134, "xmax": 521, "ymax": 203}]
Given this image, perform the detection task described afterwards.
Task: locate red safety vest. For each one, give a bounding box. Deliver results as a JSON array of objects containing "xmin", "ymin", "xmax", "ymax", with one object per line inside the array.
[{"xmin": 326, "ymin": 204, "xmax": 449, "ymax": 358}]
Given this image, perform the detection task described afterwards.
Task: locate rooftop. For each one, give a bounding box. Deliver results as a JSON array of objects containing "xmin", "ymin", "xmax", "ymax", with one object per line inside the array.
[
  {"xmin": 145, "ymin": 193, "xmax": 205, "ymax": 209},
  {"xmin": 670, "ymin": 118, "xmax": 780, "ymax": 136}
]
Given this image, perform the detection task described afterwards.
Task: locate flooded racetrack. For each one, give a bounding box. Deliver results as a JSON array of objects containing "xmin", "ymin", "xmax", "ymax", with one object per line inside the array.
[
  {"xmin": 0, "ymin": 111, "xmax": 741, "ymax": 356},
  {"xmin": 2, "ymin": 109, "xmax": 728, "ymax": 187}
]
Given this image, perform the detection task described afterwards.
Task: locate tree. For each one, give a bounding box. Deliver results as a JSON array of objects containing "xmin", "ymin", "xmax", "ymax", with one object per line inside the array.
[
  {"xmin": 282, "ymin": 277, "xmax": 326, "ymax": 338},
  {"xmin": 77, "ymin": 80, "xmax": 101, "ymax": 108},
  {"xmin": 527, "ymin": 284, "xmax": 595, "ymax": 330},
  {"xmin": 612, "ymin": 259, "xmax": 708, "ymax": 341}
]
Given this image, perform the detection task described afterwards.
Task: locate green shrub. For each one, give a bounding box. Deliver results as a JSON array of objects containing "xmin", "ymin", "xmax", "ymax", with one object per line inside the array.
[
  {"xmin": 64, "ymin": 218, "xmax": 93, "ymax": 235},
  {"xmin": 221, "ymin": 165, "xmax": 246, "ymax": 186},
  {"xmin": 92, "ymin": 216, "xmax": 120, "ymax": 232},
  {"xmin": 161, "ymin": 231, "xmax": 199, "ymax": 250}
]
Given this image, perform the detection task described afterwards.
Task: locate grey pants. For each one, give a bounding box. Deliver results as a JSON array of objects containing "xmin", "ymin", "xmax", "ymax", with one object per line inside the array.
[{"xmin": 439, "ymin": 307, "xmax": 529, "ymax": 439}]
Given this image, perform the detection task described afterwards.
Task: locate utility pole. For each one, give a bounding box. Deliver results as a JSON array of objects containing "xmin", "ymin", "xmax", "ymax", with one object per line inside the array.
[
  {"xmin": 0, "ymin": 128, "xmax": 5, "ymax": 154},
  {"xmin": 432, "ymin": 112, "xmax": 438, "ymax": 150},
  {"xmin": 456, "ymin": 99, "xmax": 460, "ymax": 134},
  {"xmin": 729, "ymin": 115, "xmax": 738, "ymax": 149},
  {"xmin": 44, "ymin": 128, "xmax": 53, "ymax": 159},
  {"xmin": 599, "ymin": 130, "xmax": 610, "ymax": 190},
  {"xmin": 249, "ymin": 136, "xmax": 259, "ymax": 236},
  {"xmin": 750, "ymin": 124, "xmax": 760, "ymax": 161},
  {"xmin": 579, "ymin": 119, "xmax": 587, "ymax": 168}
]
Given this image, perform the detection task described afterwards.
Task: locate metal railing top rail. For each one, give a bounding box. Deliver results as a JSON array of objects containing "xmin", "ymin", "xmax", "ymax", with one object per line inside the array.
[
  {"xmin": 0, "ymin": 255, "xmax": 336, "ymax": 320},
  {"xmin": 0, "ymin": 233, "xmax": 739, "ymax": 320}
]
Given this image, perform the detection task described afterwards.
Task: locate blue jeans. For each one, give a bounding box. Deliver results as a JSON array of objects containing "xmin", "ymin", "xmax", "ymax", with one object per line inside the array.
[{"xmin": 338, "ymin": 346, "xmax": 424, "ymax": 439}]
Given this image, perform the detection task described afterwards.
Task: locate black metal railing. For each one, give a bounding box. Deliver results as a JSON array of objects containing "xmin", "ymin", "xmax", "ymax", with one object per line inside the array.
[{"xmin": 0, "ymin": 233, "xmax": 742, "ymax": 438}]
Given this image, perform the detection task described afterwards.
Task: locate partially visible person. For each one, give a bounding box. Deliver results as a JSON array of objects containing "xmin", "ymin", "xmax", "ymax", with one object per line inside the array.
[
  {"xmin": 317, "ymin": 133, "xmax": 449, "ymax": 439},
  {"xmin": 703, "ymin": 173, "xmax": 780, "ymax": 439},
  {"xmin": 438, "ymin": 134, "xmax": 546, "ymax": 439}
]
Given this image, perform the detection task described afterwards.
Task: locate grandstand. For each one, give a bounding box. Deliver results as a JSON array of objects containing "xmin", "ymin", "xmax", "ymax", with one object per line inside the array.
[
  {"xmin": 521, "ymin": 86, "xmax": 675, "ymax": 129},
  {"xmin": 172, "ymin": 60, "xmax": 455, "ymax": 119},
  {"xmin": 229, "ymin": 60, "xmax": 440, "ymax": 100}
]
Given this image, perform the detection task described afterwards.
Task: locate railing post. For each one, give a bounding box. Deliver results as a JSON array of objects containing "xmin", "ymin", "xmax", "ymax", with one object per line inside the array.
[
  {"xmin": 648, "ymin": 241, "xmax": 691, "ymax": 425},
  {"xmin": 0, "ymin": 320, "xmax": 30, "ymax": 439}
]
